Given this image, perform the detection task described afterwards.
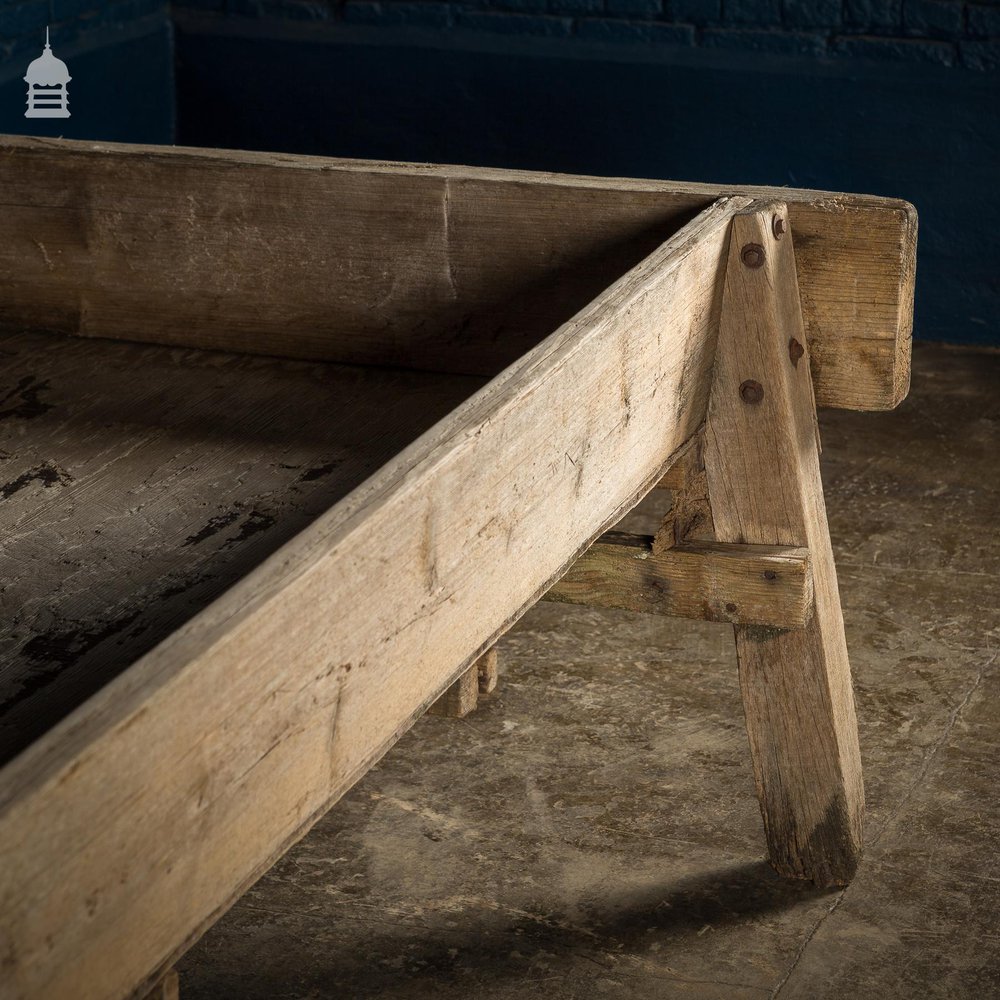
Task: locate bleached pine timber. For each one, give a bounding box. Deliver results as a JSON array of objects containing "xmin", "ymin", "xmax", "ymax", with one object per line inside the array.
[
  {"xmin": 652, "ymin": 431, "xmax": 715, "ymax": 554},
  {"xmin": 702, "ymin": 202, "xmax": 865, "ymax": 887},
  {"xmin": 0, "ymin": 328, "xmax": 485, "ymax": 766},
  {"xmin": 0, "ymin": 135, "xmax": 915, "ymax": 411},
  {"xmin": 0, "ymin": 196, "xmax": 751, "ymax": 1000},
  {"xmin": 651, "ymin": 434, "xmax": 702, "ymax": 491}
]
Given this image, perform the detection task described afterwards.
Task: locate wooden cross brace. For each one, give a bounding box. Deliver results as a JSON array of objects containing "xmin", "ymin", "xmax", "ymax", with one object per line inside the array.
[{"xmin": 435, "ymin": 202, "xmax": 864, "ymax": 888}]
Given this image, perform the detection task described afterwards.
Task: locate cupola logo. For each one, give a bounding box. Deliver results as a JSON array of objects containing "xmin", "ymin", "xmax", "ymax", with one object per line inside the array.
[{"xmin": 24, "ymin": 28, "xmax": 71, "ymax": 119}]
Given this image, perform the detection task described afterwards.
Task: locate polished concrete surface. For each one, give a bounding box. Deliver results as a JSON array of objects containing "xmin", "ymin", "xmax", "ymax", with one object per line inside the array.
[{"xmin": 180, "ymin": 343, "xmax": 1000, "ymax": 999}]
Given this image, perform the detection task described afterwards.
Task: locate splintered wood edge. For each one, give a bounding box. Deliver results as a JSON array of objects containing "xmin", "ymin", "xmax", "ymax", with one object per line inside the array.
[
  {"xmin": 0, "ymin": 196, "xmax": 751, "ymax": 1000},
  {"xmin": 0, "ymin": 134, "xmax": 915, "ymax": 412}
]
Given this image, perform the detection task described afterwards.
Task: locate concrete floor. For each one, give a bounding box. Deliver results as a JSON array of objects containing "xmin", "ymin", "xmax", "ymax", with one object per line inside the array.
[{"xmin": 179, "ymin": 342, "xmax": 1000, "ymax": 999}]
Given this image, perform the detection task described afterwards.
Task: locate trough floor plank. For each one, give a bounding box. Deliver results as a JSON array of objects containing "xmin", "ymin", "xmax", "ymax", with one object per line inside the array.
[{"xmin": 0, "ymin": 329, "xmax": 485, "ymax": 764}]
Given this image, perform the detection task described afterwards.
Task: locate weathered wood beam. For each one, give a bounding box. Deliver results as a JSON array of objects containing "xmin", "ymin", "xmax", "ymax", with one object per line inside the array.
[
  {"xmin": 0, "ymin": 198, "xmax": 748, "ymax": 1000},
  {"xmin": 651, "ymin": 431, "xmax": 715, "ymax": 553},
  {"xmin": 545, "ymin": 532, "xmax": 812, "ymax": 629},
  {"xmin": 0, "ymin": 135, "xmax": 915, "ymax": 411},
  {"xmin": 703, "ymin": 202, "xmax": 864, "ymax": 887}
]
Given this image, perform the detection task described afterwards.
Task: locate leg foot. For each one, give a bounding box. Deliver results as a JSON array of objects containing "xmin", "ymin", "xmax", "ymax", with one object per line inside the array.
[
  {"xmin": 429, "ymin": 648, "xmax": 498, "ymax": 718},
  {"xmin": 477, "ymin": 647, "xmax": 498, "ymax": 695}
]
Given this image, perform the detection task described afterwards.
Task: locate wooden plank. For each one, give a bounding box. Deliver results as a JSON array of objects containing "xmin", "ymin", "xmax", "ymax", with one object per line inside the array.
[
  {"xmin": 702, "ymin": 202, "xmax": 864, "ymax": 886},
  {"xmin": 0, "ymin": 134, "xmax": 915, "ymax": 411},
  {"xmin": 0, "ymin": 197, "xmax": 749, "ymax": 1000},
  {"xmin": 426, "ymin": 645, "xmax": 498, "ymax": 717},
  {"xmin": 545, "ymin": 533, "xmax": 812, "ymax": 629}
]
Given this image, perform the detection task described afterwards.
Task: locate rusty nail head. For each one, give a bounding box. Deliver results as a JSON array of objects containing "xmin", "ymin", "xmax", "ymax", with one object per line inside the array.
[
  {"xmin": 789, "ymin": 337, "xmax": 805, "ymax": 367},
  {"xmin": 772, "ymin": 215, "xmax": 786, "ymax": 239},
  {"xmin": 739, "ymin": 379, "xmax": 764, "ymax": 405},
  {"xmin": 763, "ymin": 570, "xmax": 778, "ymax": 581},
  {"xmin": 725, "ymin": 602, "xmax": 738, "ymax": 614},
  {"xmin": 741, "ymin": 243, "xmax": 765, "ymax": 269}
]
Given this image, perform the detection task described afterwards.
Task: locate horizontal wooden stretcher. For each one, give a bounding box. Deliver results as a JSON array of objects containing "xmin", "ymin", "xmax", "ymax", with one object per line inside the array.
[{"xmin": 0, "ymin": 135, "xmax": 917, "ymax": 1000}]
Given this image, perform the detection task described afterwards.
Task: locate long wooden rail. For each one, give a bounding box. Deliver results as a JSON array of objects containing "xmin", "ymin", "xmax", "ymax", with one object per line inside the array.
[{"xmin": 0, "ymin": 135, "xmax": 915, "ymax": 411}]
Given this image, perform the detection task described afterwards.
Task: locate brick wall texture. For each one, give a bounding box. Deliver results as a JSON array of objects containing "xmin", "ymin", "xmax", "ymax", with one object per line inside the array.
[
  {"xmin": 168, "ymin": 0, "xmax": 1000, "ymax": 68},
  {"xmin": 2, "ymin": 0, "xmax": 996, "ymax": 69},
  {"xmin": 1, "ymin": 0, "xmax": 167, "ymax": 61}
]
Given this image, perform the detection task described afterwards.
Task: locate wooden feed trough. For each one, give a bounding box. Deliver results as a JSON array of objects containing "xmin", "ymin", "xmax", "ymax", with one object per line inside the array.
[{"xmin": 0, "ymin": 135, "xmax": 917, "ymax": 1000}]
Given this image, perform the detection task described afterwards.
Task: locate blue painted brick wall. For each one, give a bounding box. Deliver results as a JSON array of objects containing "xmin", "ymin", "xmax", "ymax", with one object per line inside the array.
[
  {"xmin": 1, "ymin": 0, "xmax": 168, "ymax": 62},
  {"xmin": 0, "ymin": 1, "xmax": 174, "ymax": 143},
  {"xmin": 167, "ymin": 0, "xmax": 1000, "ymax": 68}
]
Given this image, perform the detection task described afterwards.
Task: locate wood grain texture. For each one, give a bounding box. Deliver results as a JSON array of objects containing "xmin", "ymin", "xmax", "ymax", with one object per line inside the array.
[
  {"xmin": 651, "ymin": 433, "xmax": 701, "ymax": 491},
  {"xmin": 703, "ymin": 203, "xmax": 864, "ymax": 886},
  {"xmin": 0, "ymin": 134, "xmax": 915, "ymax": 411},
  {"xmin": 0, "ymin": 329, "xmax": 485, "ymax": 765},
  {"xmin": 652, "ymin": 430, "xmax": 715, "ymax": 555},
  {"xmin": 546, "ymin": 532, "xmax": 813, "ymax": 628},
  {"xmin": 0, "ymin": 197, "xmax": 748, "ymax": 1000}
]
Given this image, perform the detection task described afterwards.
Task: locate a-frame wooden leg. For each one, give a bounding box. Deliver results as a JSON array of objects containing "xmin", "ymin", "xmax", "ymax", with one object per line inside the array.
[
  {"xmin": 429, "ymin": 647, "xmax": 499, "ymax": 718},
  {"xmin": 703, "ymin": 203, "xmax": 864, "ymax": 886}
]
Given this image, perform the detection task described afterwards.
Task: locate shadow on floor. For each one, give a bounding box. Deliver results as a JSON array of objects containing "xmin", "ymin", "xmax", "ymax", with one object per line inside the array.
[{"xmin": 208, "ymin": 860, "xmax": 833, "ymax": 998}]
